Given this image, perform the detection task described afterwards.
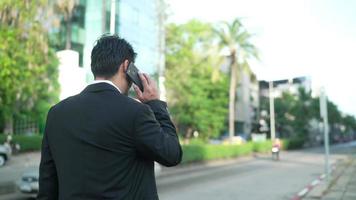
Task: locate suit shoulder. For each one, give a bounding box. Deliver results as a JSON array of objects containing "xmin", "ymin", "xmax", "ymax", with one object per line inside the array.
[
  {"xmin": 119, "ymin": 95, "xmax": 147, "ymax": 110},
  {"xmin": 49, "ymin": 94, "xmax": 80, "ymax": 112}
]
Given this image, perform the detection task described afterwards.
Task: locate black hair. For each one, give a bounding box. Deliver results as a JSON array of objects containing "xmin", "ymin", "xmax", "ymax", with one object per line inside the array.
[{"xmin": 91, "ymin": 34, "xmax": 136, "ymax": 78}]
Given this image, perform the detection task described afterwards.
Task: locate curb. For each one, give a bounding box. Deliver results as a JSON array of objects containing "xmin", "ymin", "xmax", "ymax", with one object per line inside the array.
[
  {"xmin": 291, "ymin": 165, "xmax": 336, "ymax": 200},
  {"xmin": 157, "ymin": 155, "xmax": 255, "ymax": 179}
]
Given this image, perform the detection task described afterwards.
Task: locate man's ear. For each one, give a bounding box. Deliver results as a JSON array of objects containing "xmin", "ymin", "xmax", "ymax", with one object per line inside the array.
[{"xmin": 123, "ymin": 60, "xmax": 130, "ymax": 72}]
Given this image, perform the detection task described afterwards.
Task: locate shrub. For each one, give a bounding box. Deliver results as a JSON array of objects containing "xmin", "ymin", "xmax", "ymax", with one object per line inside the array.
[
  {"xmin": 281, "ymin": 138, "xmax": 305, "ymax": 150},
  {"xmin": 252, "ymin": 140, "xmax": 272, "ymax": 152},
  {"xmin": 0, "ymin": 134, "xmax": 43, "ymax": 152},
  {"xmin": 181, "ymin": 140, "xmax": 272, "ymax": 164}
]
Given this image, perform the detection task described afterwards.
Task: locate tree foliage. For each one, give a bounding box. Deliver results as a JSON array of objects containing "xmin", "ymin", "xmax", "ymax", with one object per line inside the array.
[
  {"xmin": 260, "ymin": 87, "xmax": 356, "ymax": 144},
  {"xmin": 165, "ymin": 20, "xmax": 229, "ymax": 140},
  {"xmin": 0, "ymin": 0, "xmax": 59, "ymax": 134}
]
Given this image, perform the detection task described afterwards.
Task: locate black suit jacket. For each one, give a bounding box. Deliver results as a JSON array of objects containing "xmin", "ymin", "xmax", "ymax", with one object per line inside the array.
[{"xmin": 38, "ymin": 83, "xmax": 182, "ymax": 200}]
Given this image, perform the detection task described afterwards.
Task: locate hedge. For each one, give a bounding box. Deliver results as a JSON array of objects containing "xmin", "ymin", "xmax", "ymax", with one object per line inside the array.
[
  {"xmin": 0, "ymin": 134, "xmax": 300, "ymax": 163},
  {"xmin": 0, "ymin": 134, "xmax": 43, "ymax": 152},
  {"xmin": 181, "ymin": 141, "xmax": 273, "ymax": 163},
  {"xmin": 282, "ymin": 138, "xmax": 304, "ymax": 150}
]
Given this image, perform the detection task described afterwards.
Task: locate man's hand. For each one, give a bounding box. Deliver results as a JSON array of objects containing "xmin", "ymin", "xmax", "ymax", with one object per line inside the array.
[{"xmin": 133, "ymin": 73, "xmax": 159, "ymax": 103}]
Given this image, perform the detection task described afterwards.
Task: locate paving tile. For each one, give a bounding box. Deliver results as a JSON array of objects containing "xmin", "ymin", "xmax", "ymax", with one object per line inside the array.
[{"xmin": 323, "ymin": 191, "xmax": 344, "ymax": 199}]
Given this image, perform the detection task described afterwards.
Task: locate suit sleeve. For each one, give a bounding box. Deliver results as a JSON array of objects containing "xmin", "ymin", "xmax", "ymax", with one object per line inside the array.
[
  {"xmin": 37, "ymin": 108, "xmax": 58, "ymax": 200},
  {"xmin": 134, "ymin": 100, "xmax": 182, "ymax": 167}
]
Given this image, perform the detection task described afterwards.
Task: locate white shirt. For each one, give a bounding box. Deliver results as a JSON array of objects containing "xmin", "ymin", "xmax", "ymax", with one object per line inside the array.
[{"xmin": 92, "ymin": 80, "xmax": 122, "ymax": 93}]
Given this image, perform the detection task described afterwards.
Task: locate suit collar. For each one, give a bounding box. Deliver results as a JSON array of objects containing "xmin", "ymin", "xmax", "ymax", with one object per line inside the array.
[
  {"xmin": 81, "ymin": 82, "xmax": 120, "ymax": 93},
  {"xmin": 92, "ymin": 80, "xmax": 122, "ymax": 93}
]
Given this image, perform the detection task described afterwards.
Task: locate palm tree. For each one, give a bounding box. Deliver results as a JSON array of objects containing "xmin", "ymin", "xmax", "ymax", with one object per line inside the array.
[
  {"xmin": 55, "ymin": 0, "xmax": 78, "ymax": 49},
  {"xmin": 215, "ymin": 18, "xmax": 258, "ymax": 140}
]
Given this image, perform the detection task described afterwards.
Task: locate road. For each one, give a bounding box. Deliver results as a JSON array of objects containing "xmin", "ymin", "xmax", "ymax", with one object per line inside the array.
[
  {"xmin": 157, "ymin": 142, "xmax": 356, "ymax": 200},
  {"xmin": 1, "ymin": 142, "xmax": 355, "ymax": 200}
]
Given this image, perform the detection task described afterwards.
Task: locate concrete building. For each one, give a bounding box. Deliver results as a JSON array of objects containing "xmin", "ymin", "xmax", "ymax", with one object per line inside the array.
[
  {"xmin": 259, "ymin": 76, "xmax": 312, "ymax": 98},
  {"xmin": 235, "ymin": 70, "xmax": 259, "ymax": 135},
  {"xmin": 220, "ymin": 60, "xmax": 259, "ymax": 136}
]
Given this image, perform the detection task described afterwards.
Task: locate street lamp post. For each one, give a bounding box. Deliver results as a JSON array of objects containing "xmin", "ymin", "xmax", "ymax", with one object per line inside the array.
[
  {"xmin": 269, "ymin": 81, "xmax": 276, "ymax": 141},
  {"xmin": 320, "ymin": 87, "xmax": 330, "ymax": 181},
  {"xmin": 110, "ymin": 0, "xmax": 116, "ymax": 34}
]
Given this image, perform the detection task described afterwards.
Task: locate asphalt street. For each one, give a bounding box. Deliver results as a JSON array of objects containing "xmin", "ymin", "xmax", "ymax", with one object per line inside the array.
[
  {"xmin": 156, "ymin": 143, "xmax": 355, "ymax": 200},
  {"xmin": 1, "ymin": 142, "xmax": 355, "ymax": 200}
]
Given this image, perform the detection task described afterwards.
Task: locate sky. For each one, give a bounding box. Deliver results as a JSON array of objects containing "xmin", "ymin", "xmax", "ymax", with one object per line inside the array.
[{"xmin": 166, "ymin": 0, "xmax": 356, "ymax": 117}]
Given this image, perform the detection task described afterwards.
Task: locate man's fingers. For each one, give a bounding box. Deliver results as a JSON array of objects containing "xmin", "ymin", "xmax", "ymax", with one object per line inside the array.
[
  {"xmin": 133, "ymin": 84, "xmax": 143, "ymax": 98},
  {"xmin": 143, "ymin": 73, "xmax": 151, "ymax": 85},
  {"xmin": 139, "ymin": 73, "xmax": 149, "ymax": 89}
]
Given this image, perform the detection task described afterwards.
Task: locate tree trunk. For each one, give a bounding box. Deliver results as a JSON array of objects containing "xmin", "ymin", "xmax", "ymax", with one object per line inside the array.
[
  {"xmin": 3, "ymin": 116, "xmax": 13, "ymax": 135},
  {"xmin": 65, "ymin": 19, "xmax": 72, "ymax": 49},
  {"xmin": 228, "ymin": 51, "xmax": 238, "ymax": 140},
  {"xmin": 184, "ymin": 127, "xmax": 193, "ymax": 144}
]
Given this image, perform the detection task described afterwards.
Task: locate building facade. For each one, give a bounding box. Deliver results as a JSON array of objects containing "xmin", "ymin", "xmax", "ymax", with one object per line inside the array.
[
  {"xmin": 235, "ymin": 70, "xmax": 259, "ymax": 135},
  {"xmin": 220, "ymin": 60, "xmax": 259, "ymax": 136},
  {"xmin": 54, "ymin": 0, "xmax": 163, "ymax": 82},
  {"xmin": 259, "ymin": 76, "xmax": 312, "ymax": 98}
]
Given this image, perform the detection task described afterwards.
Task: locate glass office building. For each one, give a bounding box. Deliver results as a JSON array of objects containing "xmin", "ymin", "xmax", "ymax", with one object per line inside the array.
[{"xmin": 54, "ymin": 0, "xmax": 163, "ymax": 82}]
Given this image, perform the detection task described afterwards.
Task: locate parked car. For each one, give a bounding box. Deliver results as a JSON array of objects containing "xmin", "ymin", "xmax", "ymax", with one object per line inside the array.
[
  {"xmin": 17, "ymin": 170, "xmax": 39, "ymax": 194},
  {"xmin": 0, "ymin": 144, "xmax": 11, "ymax": 167}
]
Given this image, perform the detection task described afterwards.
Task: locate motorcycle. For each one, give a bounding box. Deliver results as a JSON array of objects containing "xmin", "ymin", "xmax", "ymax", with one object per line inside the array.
[{"xmin": 271, "ymin": 146, "xmax": 280, "ymax": 161}]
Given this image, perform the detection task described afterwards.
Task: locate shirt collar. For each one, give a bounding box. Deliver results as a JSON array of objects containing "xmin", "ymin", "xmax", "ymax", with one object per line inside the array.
[{"xmin": 91, "ymin": 80, "xmax": 121, "ymax": 93}]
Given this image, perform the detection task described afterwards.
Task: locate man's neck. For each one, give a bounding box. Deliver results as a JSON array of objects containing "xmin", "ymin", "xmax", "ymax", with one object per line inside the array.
[{"xmin": 95, "ymin": 77, "xmax": 125, "ymax": 93}]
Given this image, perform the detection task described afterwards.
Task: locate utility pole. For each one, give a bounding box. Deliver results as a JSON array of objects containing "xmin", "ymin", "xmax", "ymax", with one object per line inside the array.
[
  {"xmin": 320, "ymin": 87, "xmax": 330, "ymax": 181},
  {"xmin": 269, "ymin": 81, "xmax": 276, "ymax": 141},
  {"xmin": 110, "ymin": 0, "xmax": 116, "ymax": 34},
  {"xmin": 156, "ymin": 0, "xmax": 166, "ymax": 101}
]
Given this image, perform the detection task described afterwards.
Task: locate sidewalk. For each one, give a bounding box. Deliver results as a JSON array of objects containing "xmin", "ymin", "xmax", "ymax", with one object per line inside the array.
[
  {"xmin": 323, "ymin": 156, "xmax": 356, "ymax": 200},
  {"xmin": 305, "ymin": 155, "xmax": 356, "ymax": 200}
]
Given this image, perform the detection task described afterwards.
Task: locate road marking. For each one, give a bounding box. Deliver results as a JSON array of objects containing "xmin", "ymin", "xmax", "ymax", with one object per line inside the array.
[
  {"xmin": 291, "ymin": 162, "xmax": 338, "ymax": 199},
  {"xmin": 297, "ymin": 188, "xmax": 309, "ymax": 197},
  {"xmin": 311, "ymin": 179, "xmax": 320, "ymax": 186}
]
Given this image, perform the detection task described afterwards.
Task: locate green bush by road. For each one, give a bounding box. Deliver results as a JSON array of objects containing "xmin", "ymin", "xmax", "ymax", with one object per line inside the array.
[
  {"xmin": 0, "ymin": 134, "xmax": 43, "ymax": 152},
  {"xmin": 0, "ymin": 134, "xmax": 298, "ymax": 164},
  {"xmin": 182, "ymin": 141, "xmax": 273, "ymax": 164}
]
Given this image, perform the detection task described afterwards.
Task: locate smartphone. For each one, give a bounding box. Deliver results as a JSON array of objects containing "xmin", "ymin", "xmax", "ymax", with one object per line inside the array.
[{"xmin": 126, "ymin": 62, "xmax": 144, "ymax": 92}]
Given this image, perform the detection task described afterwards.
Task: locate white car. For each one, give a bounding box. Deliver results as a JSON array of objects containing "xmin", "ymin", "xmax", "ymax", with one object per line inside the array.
[
  {"xmin": 17, "ymin": 170, "xmax": 39, "ymax": 194},
  {"xmin": 0, "ymin": 144, "xmax": 11, "ymax": 167}
]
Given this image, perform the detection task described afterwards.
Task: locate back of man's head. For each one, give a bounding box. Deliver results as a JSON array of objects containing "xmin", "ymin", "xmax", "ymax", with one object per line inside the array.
[{"xmin": 91, "ymin": 34, "xmax": 136, "ymax": 79}]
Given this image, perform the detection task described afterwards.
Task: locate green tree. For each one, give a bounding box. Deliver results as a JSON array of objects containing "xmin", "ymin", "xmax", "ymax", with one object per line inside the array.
[
  {"xmin": 215, "ymin": 18, "xmax": 258, "ymax": 139},
  {"xmin": 165, "ymin": 20, "xmax": 229, "ymax": 140},
  {"xmin": 0, "ymin": 0, "xmax": 59, "ymax": 134},
  {"xmin": 342, "ymin": 114, "xmax": 356, "ymax": 133},
  {"xmin": 260, "ymin": 86, "xmax": 356, "ymax": 146}
]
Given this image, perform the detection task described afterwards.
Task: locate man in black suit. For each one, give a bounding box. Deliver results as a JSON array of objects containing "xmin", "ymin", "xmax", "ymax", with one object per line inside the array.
[{"xmin": 38, "ymin": 34, "xmax": 182, "ymax": 200}]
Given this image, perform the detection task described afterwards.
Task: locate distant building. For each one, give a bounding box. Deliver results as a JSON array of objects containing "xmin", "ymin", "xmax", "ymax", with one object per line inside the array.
[
  {"xmin": 51, "ymin": 0, "xmax": 164, "ymax": 99},
  {"xmin": 52, "ymin": 0, "xmax": 164, "ymax": 82},
  {"xmin": 235, "ymin": 71, "xmax": 259, "ymax": 135},
  {"xmin": 259, "ymin": 76, "xmax": 312, "ymax": 98},
  {"xmin": 258, "ymin": 76, "xmax": 312, "ymax": 138},
  {"xmin": 220, "ymin": 60, "xmax": 259, "ymax": 136}
]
